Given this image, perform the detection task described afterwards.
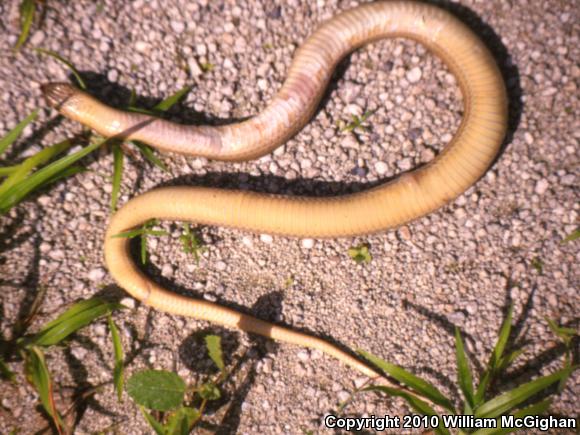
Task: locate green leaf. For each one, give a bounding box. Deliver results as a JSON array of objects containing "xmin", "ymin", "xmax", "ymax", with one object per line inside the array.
[
  {"xmin": 561, "ymin": 228, "xmax": 579, "ymax": 243},
  {"xmin": 110, "ymin": 144, "xmax": 124, "ymax": 211},
  {"xmin": 127, "ymin": 370, "xmax": 186, "ymax": 411},
  {"xmin": 15, "ymin": 0, "xmax": 36, "ymax": 50},
  {"xmin": 26, "ymin": 297, "xmax": 124, "ymax": 347},
  {"xmin": 0, "ymin": 139, "xmax": 71, "ymax": 198},
  {"xmin": 359, "ymin": 350, "xmax": 454, "ymax": 412},
  {"xmin": 24, "ymin": 346, "xmax": 64, "ymax": 430},
  {"xmin": 471, "ymin": 399, "xmax": 552, "ymax": 435},
  {"xmin": 455, "ymin": 327, "xmax": 474, "ymax": 409},
  {"xmin": 348, "ymin": 244, "xmax": 372, "ymax": 264},
  {"xmin": 198, "ymin": 382, "xmax": 220, "ymax": 401},
  {"xmin": 475, "ymin": 368, "xmax": 570, "ymax": 418},
  {"xmin": 0, "ymin": 357, "xmax": 16, "ymax": 382},
  {"xmin": 108, "ymin": 314, "xmax": 124, "ymax": 402},
  {"xmin": 0, "ymin": 138, "xmax": 104, "ymax": 214},
  {"xmin": 34, "ymin": 48, "xmax": 87, "ymax": 89},
  {"xmin": 362, "ymin": 386, "xmax": 451, "ymax": 435},
  {"xmin": 205, "ymin": 335, "xmax": 224, "ymax": 372},
  {"xmin": 165, "ymin": 406, "xmax": 201, "ymax": 435},
  {"xmin": 475, "ymin": 305, "xmax": 513, "ymax": 405},
  {"xmin": 134, "ymin": 142, "xmax": 169, "ymax": 172},
  {"xmin": 153, "ymin": 86, "xmax": 192, "ymax": 112},
  {"xmin": 0, "ymin": 110, "xmax": 39, "ymax": 156},
  {"xmin": 139, "ymin": 405, "xmax": 165, "ymax": 435}
]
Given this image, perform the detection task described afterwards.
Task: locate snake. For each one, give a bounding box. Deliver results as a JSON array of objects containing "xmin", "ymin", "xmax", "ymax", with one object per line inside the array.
[{"xmin": 42, "ymin": 1, "xmax": 508, "ymax": 386}]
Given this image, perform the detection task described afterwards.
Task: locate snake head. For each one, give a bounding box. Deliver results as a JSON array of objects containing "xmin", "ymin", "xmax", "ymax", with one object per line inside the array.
[{"xmin": 41, "ymin": 82, "xmax": 77, "ymax": 110}]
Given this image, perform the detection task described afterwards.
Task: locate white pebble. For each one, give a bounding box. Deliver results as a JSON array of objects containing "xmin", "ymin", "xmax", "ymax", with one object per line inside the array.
[
  {"xmin": 216, "ymin": 261, "xmax": 227, "ymax": 271},
  {"xmin": 170, "ymin": 20, "xmax": 185, "ymax": 33},
  {"xmin": 375, "ymin": 161, "xmax": 388, "ymax": 175},
  {"xmin": 30, "ymin": 30, "xmax": 45, "ymax": 46},
  {"xmin": 242, "ymin": 235, "xmax": 253, "ymax": 247},
  {"xmin": 135, "ymin": 41, "xmax": 149, "ymax": 52},
  {"xmin": 297, "ymin": 350, "xmax": 310, "ymax": 361},
  {"xmin": 107, "ymin": 69, "xmax": 119, "ymax": 82},
  {"xmin": 397, "ymin": 157, "xmax": 413, "ymax": 171},
  {"xmin": 121, "ymin": 297, "xmax": 136, "ymax": 309},
  {"xmin": 406, "ymin": 66, "xmax": 422, "ymax": 83},
  {"xmin": 260, "ymin": 234, "xmax": 273, "ymax": 244},
  {"xmin": 88, "ymin": 268, "xmax": 106, "ymax": 282},
  {"xmin": 534, "ymin": 179, "xmax": 549, "ymax": 195},
  {"xmin": 301, "ymin": 238, "xmax": 314, "ymax": 249},
  {"xmin": 161, "ymin": 263, "xmax": 174, "ymax": 278}
]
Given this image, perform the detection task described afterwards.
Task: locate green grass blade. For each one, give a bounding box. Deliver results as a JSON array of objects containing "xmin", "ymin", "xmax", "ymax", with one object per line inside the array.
[
  {"xmin": 111, "ymin": 227, "xmax": 145, "ymax": 239},
  {"xmin": 145, "ymin": 229, "xmax": 169, "ymax": 237},
  {"xmin": 36, "ymin": 165, "xmax": 85, "ymax": 190},
  {"xmin": 205, "ymin": 335, "xmax": 225, "ymax": 372},
  {"xmin": 0, "ymin": 139, "xmax": 71, "ymax": 197},
  {"xmin": 471, "ymin": 399, "xmax": 552, "ymax": 435},
  {"xmin": 110, "ymin": 144, "xmax": 124, "ymax": 211},
  {"xmin": 561, "ymin": 228, "xmax": 579, "ymax": 244},
  {"xmin": 475, "ymin": 305, "xmax": 514, "ymax": 405},
  {"xmin": 359, "ymin": 350, "xmax": 455, "ymax": 412},
  {"xmin": 491, "ymin": 305, "xmax": 514, "ymax": 367},
  {"xmin": 140, "ymin": 233, "xmax": 147, "ymax": 264},
  {"xmin": 24, "ymin": 346, "xmax": 64, "ymax": 431},
  {"xmin": 363, "ymin": 386, "xmax": 451, "ymax": 435},
  {"xmin": 134, "ymin": 142, "xmax": 169, "ymax": 172},
  {"xmin": 0, "ymin": 138, "xmax": 103, "ymax": 214},
  {"xmin": 15, "ymin": 0, "xmax": 36, "ymax": 50},
  {"xmin": 34, "ymin": 48, "xmax": 87, "ymax": 89},
  {"xmin": 0, "ymin": 165, "xmax": 18, "ymax": 177},
  {"xmin": 27, "ymin": 297, "xmax": 124, "ymax": 347},
  {"xmin": 108, "ymin": 314, "xmax": 124, "ymax": 402},
  {"xmin": 153, "ymin": 85, "xmax": 192, "ymax": 112},
  {"xmin": 0, "ymin": 109, "xmax": 39, "ymax": 156},
  {"xmin": 475, "ymin": 368, "xmax": 569, "ymax": 418},
  {"xmin": 139, "ymin": 406, "xmax": 165, "ymax": 435},
  {"xmin": 455, "ymin": 327, "xmax": 474, "ymax": 409}
]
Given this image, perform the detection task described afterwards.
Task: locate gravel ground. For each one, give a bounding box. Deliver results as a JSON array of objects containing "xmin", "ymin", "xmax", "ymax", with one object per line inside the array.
[{"xmin": 1, "ymin": 0, "xmax": 578, "ymax": 433}]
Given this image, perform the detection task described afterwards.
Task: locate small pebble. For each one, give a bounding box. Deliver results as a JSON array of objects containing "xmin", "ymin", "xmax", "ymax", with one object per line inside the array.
[
  {"xmin": 406, "ymin": 66, "xmax": 422, "ymax": 83},
  {"xmin": 301, "ymin": 238, "xmax": 314, "ymax": 249},
  {"xmin": 260, "ymin": 234, "xmax": 273, "ymax": 244},
  {"xmin": 375, "ymin": 161, "xmax": 388, "ymax": 175},
  {"xmin": 534, "ymin": 179, "xmax": 549, "ymax": 195},
  {"xmin": 87, "ymin": 268, "xmax": 106, "ymax": 282},
  {"xmin": 161, "ymin": 264, "xmax": 174, "ymax": 278}
]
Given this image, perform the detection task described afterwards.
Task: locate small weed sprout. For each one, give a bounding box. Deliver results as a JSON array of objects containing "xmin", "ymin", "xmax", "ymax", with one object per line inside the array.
[
  {"xmin": 348, "ymin": 244, "xmax": 372, "ymax": 264},
  {"xmin": 340, "ymin": 110, "xmax": 376, "ymax": 133},
  {"xmin": 180, "ymin": 223, "xmax": 207, "ymax": 263}
]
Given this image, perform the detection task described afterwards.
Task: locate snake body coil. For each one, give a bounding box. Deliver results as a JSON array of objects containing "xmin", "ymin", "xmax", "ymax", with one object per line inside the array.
[{"xmin": 43, "ymin": 2, "xmax": 508, "ymax": 382}]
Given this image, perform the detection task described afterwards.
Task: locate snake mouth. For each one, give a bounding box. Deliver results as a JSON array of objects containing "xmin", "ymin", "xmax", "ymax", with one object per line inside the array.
[{"xmin": 41, "ymin": 82, "xmax": 77, "ymax": 110}]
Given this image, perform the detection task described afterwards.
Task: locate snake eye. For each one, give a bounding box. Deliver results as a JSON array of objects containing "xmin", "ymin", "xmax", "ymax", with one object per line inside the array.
[{"xmin": 41, "ymin": 82, "xmax": 77, "ymax": 109}]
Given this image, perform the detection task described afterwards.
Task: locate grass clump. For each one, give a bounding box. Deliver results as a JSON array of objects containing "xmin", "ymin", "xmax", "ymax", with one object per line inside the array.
[{"xmin": 345, "ymin": 305, "xmax": 577, "ymax": 435}]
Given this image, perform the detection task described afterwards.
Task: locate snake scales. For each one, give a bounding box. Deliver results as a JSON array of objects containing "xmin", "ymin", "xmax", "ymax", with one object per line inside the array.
[{"xmin": 42, "ymin": 1, "xmax": 507, "ymax": 384}]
